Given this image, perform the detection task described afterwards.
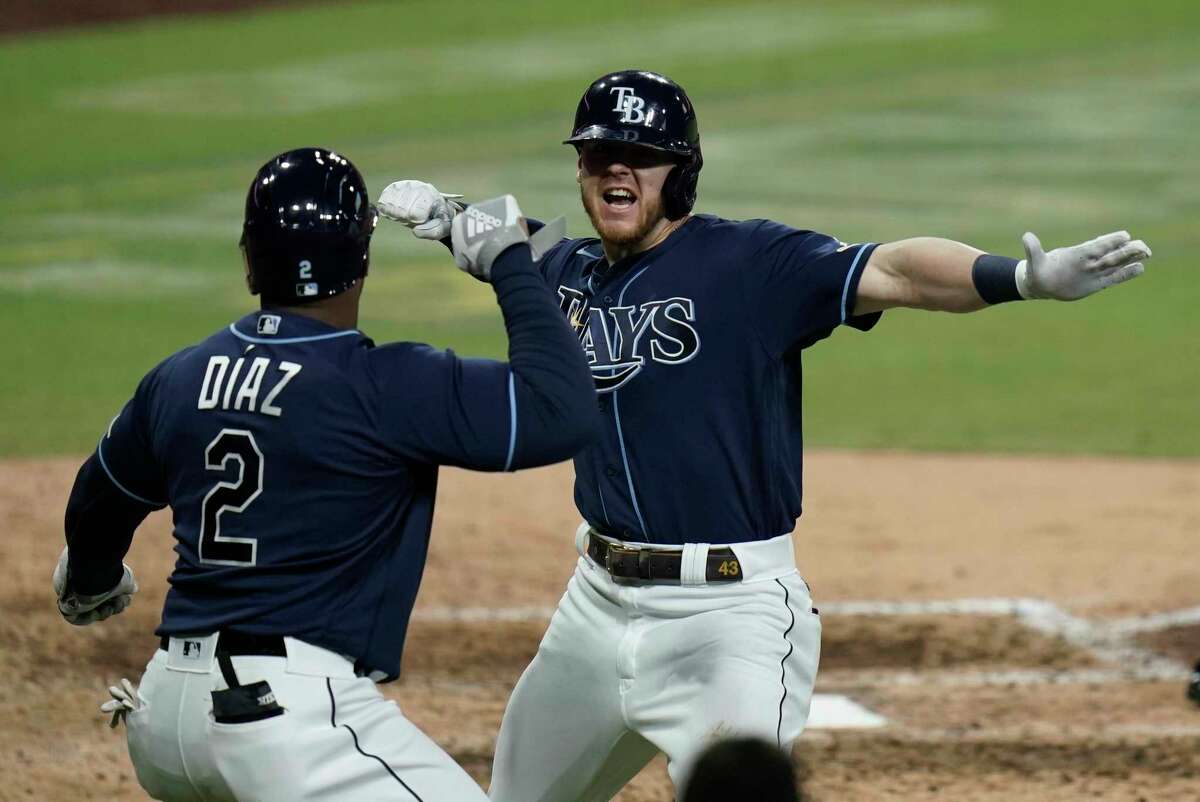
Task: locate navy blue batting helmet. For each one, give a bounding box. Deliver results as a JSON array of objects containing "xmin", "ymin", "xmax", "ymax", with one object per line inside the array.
[
  {"xmin": 240, "ymin": 147, "xmax": 376, "ymax": 305},
  {"xmin": 565, "ymin": 70, "xmax": 702, "ymax": 221}
]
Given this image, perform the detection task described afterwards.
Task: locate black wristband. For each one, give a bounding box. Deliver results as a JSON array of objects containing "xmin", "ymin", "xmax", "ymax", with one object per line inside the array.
[{"xmin": 971, "ymin": 254, "xmax": 1022, "ymax": 304}]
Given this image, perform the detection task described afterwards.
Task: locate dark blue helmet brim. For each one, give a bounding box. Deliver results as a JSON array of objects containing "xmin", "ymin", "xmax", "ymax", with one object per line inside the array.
[{"xmin": 564, "ymin": 124, "xmax": 695, "ymax": 156}]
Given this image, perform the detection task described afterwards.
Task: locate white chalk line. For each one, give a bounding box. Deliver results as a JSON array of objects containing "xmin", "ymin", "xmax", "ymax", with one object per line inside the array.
[
  {"xmin": 413, "ymin": 605, "xmax": 557, "ymax": 623},
  {"xmin": 1108, "ymin": 605, "xmax": 1200, "ymax": 636},
  {"xmin": 832, "ymin": 722, "xmax": 1200, "ymax": 742},
  {"xmin": 413, "ymin": 597, "xmax": 1199, "ymax": 634},
  {"xmin": 403, "ymin": 665, "xmax": 1188, "ymax": 698},
  {"xmin": 412, "ymin": 597, "xmax": 1197, "ymax": 684},
  {"xmin": 818, "ymin": 665, "xmax": 1188, "ymax": 689},
  {"xmin": 382, "ymin": 723, "xmax": 1200, "ymax": 759}
]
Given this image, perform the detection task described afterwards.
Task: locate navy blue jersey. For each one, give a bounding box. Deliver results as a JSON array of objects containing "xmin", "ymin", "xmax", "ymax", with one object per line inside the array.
[
  {"xmin": 538, "ymin": 214, "xmax": 881, "ymax": 545},
  {"xmin": 69, "ymin": 249, "xmax": 598, "ymax": 680}
]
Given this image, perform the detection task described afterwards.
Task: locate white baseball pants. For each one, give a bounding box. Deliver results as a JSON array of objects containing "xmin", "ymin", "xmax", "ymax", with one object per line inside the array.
[
  {"xmin": 124, "ymin": 634, "xmax": 487, "ymax": 802},
  {"xmin": 488, "ymin": 525, "xmax": 821, "ymax": 802}
]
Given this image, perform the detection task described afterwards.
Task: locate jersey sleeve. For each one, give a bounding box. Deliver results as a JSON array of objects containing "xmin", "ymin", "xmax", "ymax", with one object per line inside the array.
[
  {"xmin": 740, "ymin": 220, "xmax": 881, "ymax": 356},
  {"xmin": 65, "ymin": 363, "xmax": 169, "ymax": 595},
  {"xmin": 370, "ymin": 343, "xmax": 517, "ymax": 470},
  {"xmin": 95, "ymin": 365, "xmax": 169, "ymax": 508},
  {"xmin": 370, "ymin": 245, "xmax": 599, "ymax": 471}
]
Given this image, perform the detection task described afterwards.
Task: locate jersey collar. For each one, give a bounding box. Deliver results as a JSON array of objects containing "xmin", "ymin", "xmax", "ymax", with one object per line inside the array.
[
  {"xmin": 230, "ymin": 311, "xmax": 365, "ymax": 345},
  {"xmin": 588, "ymin": 214, "xmax": 706, "ymax": 286}
]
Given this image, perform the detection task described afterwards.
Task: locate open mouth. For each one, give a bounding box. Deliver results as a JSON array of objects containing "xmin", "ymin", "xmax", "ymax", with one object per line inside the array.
[{"xmin": 602, "ymin": 187, "xmax": 637, "ymax": 210}]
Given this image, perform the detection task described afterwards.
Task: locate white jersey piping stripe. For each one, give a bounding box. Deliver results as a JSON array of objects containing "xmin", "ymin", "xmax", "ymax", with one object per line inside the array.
[
  {"xmin": 597, "ymin": 481, "xmax": 611, "ymax": 526},
  {"xmin": 96, "ymin": 439, "xmax": 166, "ymax": 507},
  {"xmin": 839, "ymin": 243, "xmax": 873, "ymax": 323},
  {"xmin": 503, "ymin": 371, "xmax": 517, "ymax": 472},
  {"xmin": 612, "ymin": 395, "xmax": 648, "ymax": 536},
  {"xmin": 228, "ymin": 323, "xmax": 361, "ymax": 345}
]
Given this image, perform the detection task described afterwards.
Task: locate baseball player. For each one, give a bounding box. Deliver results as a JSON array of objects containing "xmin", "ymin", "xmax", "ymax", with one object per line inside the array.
[
  {"xmin": 378, "ymin": 69, "xmax": 1152, "ymax": 800},
  {"xmin": 53, "ymin": 147, "xmax": 597, "ymax": 802}
]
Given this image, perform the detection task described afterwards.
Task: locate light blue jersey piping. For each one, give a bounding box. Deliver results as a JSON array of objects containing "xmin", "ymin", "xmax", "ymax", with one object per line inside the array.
[
  {"xmin": 228, "ymin": 324, "xmax": 361, "ymax": 345},
  {"xmin": 611, "ymin": 262, "xmax": 654, "ymax": 537},
  {"xmin": 503, "ymin": 372, "xmax": 518, "ymax": 471},
  {"xmin": 840, "ymin": 244, "xmax": 874, "ymax": 323},
  {"xmin": 96, "ymin": 439, "xmax": 165, "ymax": 507}
]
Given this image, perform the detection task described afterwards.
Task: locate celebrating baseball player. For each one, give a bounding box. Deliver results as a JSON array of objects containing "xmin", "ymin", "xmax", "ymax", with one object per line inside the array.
[
  {"xmin": 54, "ymin": 147, "xmax": 597, "ymax": 801},
  {"xmin": 378, "ymin": 69, "xmax": 1152, "ymax": 800}
]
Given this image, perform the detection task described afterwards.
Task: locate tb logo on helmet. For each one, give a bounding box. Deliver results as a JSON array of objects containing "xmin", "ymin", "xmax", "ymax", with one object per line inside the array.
[{"xmin": 610, "ymin": 86, "xmax": 646, "ymax": 124}]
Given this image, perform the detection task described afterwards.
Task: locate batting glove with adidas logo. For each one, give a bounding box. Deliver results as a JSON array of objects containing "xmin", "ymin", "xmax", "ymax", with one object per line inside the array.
[
  {"xmin": 376, "ymin": 180, "xmax": 464, "ymax": 241},
  {"xmin": 450, "ymin": 195, "xmax": 565, "ymax": 281}
]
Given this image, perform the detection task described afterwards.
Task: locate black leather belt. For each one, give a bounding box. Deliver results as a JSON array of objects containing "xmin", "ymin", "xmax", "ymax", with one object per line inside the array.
[
  {"xmin": 586, "ymin": 532, "xmax": 743, "ymax": 583},
  {"xmin": 159, "ymin": 631, "xmax": 287, "ymax": 657}
]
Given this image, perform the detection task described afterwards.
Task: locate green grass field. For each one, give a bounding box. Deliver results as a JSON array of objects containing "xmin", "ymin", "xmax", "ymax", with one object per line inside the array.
[{"xmin": 1, "ymin": 0, "xmax": 1196, "ymax": 457}]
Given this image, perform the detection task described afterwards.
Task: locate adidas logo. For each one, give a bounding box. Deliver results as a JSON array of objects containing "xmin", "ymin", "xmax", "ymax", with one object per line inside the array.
[{"xmin": 465, "ymin": 206, "xmax": 503, "ymax": 238}]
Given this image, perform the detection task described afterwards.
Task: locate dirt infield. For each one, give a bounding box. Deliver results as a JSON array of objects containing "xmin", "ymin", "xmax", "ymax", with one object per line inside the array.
[{"xmin": 3, "ymin": 451, "xmax": 1198, "ymax": 801}]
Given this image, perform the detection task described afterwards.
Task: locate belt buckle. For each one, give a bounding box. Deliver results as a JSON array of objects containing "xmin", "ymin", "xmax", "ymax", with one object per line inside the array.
[{"xmin": 605, "ymin": 543, "xmax": 634, "ymax": 574}]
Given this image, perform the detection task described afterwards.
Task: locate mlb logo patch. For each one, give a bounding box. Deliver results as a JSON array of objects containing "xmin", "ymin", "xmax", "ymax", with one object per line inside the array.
[
  {"xmin": 257, "ymin": 315, "xmax": 281, "ymax": 335},
  {"xmin": 296, "ymin": 282, "xmax": 319, "ymax": 297},
  {"xmin": 182, "ymin": 640, "xmax": 203, "ymax": 659}
]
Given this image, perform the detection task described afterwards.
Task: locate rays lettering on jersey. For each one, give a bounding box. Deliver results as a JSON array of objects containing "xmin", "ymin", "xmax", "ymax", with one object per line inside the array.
[{"xmin": 557, "ymin": 286, "xmax": 700, "ymax": 393}]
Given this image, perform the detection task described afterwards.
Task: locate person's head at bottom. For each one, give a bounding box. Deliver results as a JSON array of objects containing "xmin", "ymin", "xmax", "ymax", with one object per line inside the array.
[{"xmin": 680, "ymin": 737, "xmax": 801, "ymax": 802}]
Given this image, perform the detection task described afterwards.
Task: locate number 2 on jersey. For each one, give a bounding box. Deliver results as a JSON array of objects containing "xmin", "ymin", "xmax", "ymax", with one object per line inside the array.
[{"xmin": 199, "ymin": 428, "xmax": 263, "ymax": 566}]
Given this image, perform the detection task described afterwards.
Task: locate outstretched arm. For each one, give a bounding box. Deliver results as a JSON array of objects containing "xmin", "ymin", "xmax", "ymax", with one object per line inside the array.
[{"xmin": 854, "ymin": 231, "xmax": 1151, "ymax": 316}]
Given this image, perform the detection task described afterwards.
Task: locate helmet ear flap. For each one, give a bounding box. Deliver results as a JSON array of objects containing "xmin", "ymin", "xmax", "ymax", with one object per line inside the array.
[{"xmin": 662, "ymin": 148, "xmax": 702, "ymax": 221}]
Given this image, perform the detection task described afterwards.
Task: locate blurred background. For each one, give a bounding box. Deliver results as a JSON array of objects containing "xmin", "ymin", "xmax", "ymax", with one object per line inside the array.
[{"xmin": 2, "ymin": 0, "xmax": 1196, "ymax": 460}]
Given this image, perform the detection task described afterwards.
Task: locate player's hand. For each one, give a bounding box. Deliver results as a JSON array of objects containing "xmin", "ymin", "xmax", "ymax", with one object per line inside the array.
[
  {"xmin": 100, "ymin": 677, "xmax": 143, "ymax": 728},
  {"xmin": 52, "ymin": 546, "xmax": 138, "ymax": 626},
  {"xmin": 376, "ymin": 180, "xmax": 464, "ymax": 240},
  {"xmin": 450, "ymin": 195, "xmax": 565, "ymax": 281},
  {"xmin": 1016, "ymin": 230, "xmax": 1150, "ymax": 301}
]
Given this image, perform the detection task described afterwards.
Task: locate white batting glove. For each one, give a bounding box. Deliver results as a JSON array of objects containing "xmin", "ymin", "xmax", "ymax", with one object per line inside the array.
[
  {"xmin": 100, "ymin": 677, "xmax": 143, "ymax": 728},
  {"xmin": 376, "ymin": 180, "xmax": 464, "ymax": 241},
  {"xmin": 52, "ymin": 546, "xmax": 138, "ymax": 626},
  {"xmin": 450, "ymin": 195, "xmax": 565, "ymax": 281},
  {"xmin": 1016, "ymin": 230, "xmax": 1150, "ymax": 301}
]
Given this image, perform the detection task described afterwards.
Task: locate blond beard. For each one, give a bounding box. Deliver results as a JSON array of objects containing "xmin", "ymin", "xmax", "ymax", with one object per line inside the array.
[{"xmin": 580, "ymin": 186, "xmax": 667, "ymax": 247}]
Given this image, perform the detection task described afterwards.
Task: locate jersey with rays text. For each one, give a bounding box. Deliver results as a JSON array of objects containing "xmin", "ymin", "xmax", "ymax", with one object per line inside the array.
[{"xmin": 537, "ymin": 214, "xmax": 881, "ymax": 545}]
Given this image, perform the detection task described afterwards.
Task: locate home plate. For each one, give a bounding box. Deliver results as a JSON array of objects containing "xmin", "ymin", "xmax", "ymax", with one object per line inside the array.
[{"xmin": 807, "ymin": 694, "xmax": 887, "ymax": 729}]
